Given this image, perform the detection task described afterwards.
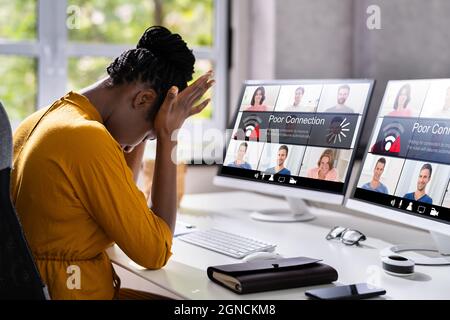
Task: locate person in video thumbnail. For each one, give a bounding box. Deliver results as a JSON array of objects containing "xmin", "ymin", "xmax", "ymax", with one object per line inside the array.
[
  {"xmin": 388, "ymin": 83, "xmax": 413, "ymax": 117},
  {"xmin": 227, "ymin": 142, "xmax": 252, "ymax": 169},
  {"xmin": 307, "ymin": 149, "xmax": 338, "ymax": 181},
  {"xmin": 325, "ymin": 85, "xmax": 354, "ymax": 113},
  {"xmin": 361, "ymin": 157, "xmax": 389, "ymax": 194},
  {"xmin": 403, "ymin": 163, "xmax": 433, "ymax": 204},
  {"xmin": 244, "ymin": 86, "xmax": 270, "ymax": 111},
  {"xmin": 434, "ymin": 86, "xmax": 450, "ymax": 118},
  {"xmin": 264, "ymin": 145, "xmax": 291, "ymax": 175},
  {"xmin": 284, "ymin": 86, "xmax": 314, "ymax": 112}
]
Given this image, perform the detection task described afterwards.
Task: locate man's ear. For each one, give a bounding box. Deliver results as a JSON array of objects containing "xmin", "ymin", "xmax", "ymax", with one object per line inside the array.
[{"xmin": 132, "ymin": 89, "xmax": 157, "ymax": 112}]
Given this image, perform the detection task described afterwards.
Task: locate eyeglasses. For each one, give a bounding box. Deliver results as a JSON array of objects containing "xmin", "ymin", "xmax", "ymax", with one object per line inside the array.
[{"xmin": 326, "ymin": 226, "xmax": 366, "ymax": 246}]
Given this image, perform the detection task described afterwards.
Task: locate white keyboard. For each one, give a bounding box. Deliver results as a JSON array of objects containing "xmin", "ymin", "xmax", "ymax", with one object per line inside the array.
[{"xmin": 177, "ymin": 228, "xmax": 276, "ymax": 259}]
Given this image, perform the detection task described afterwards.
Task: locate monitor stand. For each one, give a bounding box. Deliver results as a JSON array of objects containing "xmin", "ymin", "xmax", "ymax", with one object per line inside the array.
[
  {"xmin": 250, "ymin": 197, "xmax": 315, "ymax": 222},
  {"xmin": 380, "ymin": 231, "xmax": 450, "ymax": 266}
]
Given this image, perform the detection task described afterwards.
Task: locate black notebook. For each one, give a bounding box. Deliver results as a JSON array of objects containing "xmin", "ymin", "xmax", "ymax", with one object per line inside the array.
[{"xmin": 207, "ymin": 257, "xmax": 338, "ymax": 294}]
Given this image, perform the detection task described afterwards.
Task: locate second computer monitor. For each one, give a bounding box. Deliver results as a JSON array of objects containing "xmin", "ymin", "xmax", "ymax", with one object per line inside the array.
[
  {"xmin": 347, "ymin": 79, "xmax": 450, "ymax": 260},
  {"xmin": 215, "ymin": 79, "xmax": 374, "ymax": 205}
]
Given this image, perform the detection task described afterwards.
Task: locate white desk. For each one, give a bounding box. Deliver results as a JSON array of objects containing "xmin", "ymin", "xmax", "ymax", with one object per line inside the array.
[{"xmin": 107, "ymin": 192, "xmax": 450, "ymax": 300}]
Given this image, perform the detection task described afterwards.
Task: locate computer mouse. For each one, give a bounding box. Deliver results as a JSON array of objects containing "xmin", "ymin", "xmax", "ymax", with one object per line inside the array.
[{"xmin": 242, "ymin": 252, "xmax": 282, "ymax": 262}]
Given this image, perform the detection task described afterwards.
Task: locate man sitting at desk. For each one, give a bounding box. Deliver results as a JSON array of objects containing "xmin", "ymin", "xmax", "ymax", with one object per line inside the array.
[{"xmin": 10, "ymin": 26, "xmax": 213, "ymax": 300}]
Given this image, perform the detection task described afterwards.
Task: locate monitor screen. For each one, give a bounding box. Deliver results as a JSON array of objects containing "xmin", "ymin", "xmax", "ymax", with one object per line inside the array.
[
  {"xmin": 353, "ymin": 79, "xmax": 450, "ymax": 225},
  {"xmin": 218, "ymin": 80, "xmax": 374, "ymax": 195}
]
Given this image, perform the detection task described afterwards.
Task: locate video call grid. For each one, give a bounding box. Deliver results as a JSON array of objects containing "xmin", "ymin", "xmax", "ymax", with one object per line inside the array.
[
  {"xmin": 224, "ymin": 81, "xmax": 373, "ymax": 185},
  {"xmin": 357, "ymin": 79, "xmax": 450, "ymax": 212}
]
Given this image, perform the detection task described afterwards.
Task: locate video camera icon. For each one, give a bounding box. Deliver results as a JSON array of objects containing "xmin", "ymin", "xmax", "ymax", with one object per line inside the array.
[{"xmin": 430, "ymin": 208, "xmax": 439, "ymax": 217}]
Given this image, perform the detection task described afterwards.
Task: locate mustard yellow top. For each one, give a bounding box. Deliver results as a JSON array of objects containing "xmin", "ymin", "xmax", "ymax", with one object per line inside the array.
[{"xmin": 11, "ymin": 92, "xmax": 173, "ymax": 300}]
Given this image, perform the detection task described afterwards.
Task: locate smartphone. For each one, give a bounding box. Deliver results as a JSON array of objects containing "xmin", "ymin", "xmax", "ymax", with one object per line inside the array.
[{"xmin": 305, "ymin": 283, "xmax": 386, "ymax": 300}]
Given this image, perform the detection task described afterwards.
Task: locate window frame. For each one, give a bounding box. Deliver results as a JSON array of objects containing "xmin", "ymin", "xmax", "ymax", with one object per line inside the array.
[{"xmin": 0, "ymin": 0, "xmax": 228, "ymax": 134}]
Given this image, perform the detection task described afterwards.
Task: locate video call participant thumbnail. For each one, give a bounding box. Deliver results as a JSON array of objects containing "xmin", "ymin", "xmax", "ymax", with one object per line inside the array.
[
  {"xmin": 244, "ymin": 86, "xmax": 271, "ymax": 112},
  {"xmin": 227, "ymin": 142, "xmax": 252, "ymax": 169},
  {"xmin": 387, "ymin": 83, "xmax": 413, "ymax": 117},
  {"xmin": 275, "ymin": 84, "xmax": 323, "ymax": 113},
  {"xmin": 361, "ymin": 157, "xmax": 389, "ymax": 194},
  {"xmin": 403, "ymin": 163, "xmax": 433, "ymax": 204},
  {"xmin": 325, "ymin": 85, "xmax": 354, "ymax": 113},
  {"xmin": 307, "ymin": 148, "xmax": 339, "ymax": 181},
  {"xmin": 284, "ymin": 86, "xmax": 308, "ymax": 112},
  {"xmin": 264, "ymin": 145, "xmax": 291, "ymax": 175}
]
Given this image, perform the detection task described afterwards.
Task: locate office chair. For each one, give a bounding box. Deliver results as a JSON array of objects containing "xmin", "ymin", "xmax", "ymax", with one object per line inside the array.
[{"xmin": 0, "ymin": 102, "xmax": 49, "ymax": 299}]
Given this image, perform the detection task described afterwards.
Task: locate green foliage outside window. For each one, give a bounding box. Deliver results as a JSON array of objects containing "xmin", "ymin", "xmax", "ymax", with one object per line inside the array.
[
  {"xmin": 68, "ymin": 0, "xmax": 213, "ymax": 46},
  {"xmin": 68, "ymin": 57, "xmax": 110, "ymax": 91},
  {"xmin": 0, "ymin": 0, "xmax": 36, "ymax": 40},
  {"xmin": 0, "ymin": 56, "xmax": 36, "ymax": 122},
  {"xmin": 0, "ymin": 0, "xmax": 37, "ymax": 121},
  {"xmin": 0, "ymin": 0, "xmax": 214, "ymax": 122}
]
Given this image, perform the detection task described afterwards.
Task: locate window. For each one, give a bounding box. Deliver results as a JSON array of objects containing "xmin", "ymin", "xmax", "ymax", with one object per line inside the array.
[
  {"xmin": 0, "ymin": 0, "xmax": 228, "ymax": 143},
  {"xmin": 0, "ymin": 0, "xmax": 37, "ymax": 127},
  {"xmin": 68, "ymin": 56, "xmax": 110, "ymax": 91},
  {"xmin": 0, "ymin": 0, "xmax": 36, "ymax": 40},
  {"xmin": 67, "ymin": 0, "xmax": 213, "ymax": 47},
  {"xmin": 0, "ymin": 56, "xmax": 37, "ymax": 126}
]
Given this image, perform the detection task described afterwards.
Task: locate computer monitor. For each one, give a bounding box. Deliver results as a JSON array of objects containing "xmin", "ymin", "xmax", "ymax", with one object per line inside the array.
[
  {"xmin": 214, "ymin": 79, "xmax": 374, "ymax": 222},
  {"xmin": 347, "ymin": 79, "xmax": 450, "ymax": 265}
]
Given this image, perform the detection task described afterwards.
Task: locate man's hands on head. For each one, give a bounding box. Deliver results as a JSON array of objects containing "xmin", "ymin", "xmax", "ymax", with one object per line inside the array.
[{"xmin": 154, "ymin": 71, "xmax": 215, "ymax": 140}]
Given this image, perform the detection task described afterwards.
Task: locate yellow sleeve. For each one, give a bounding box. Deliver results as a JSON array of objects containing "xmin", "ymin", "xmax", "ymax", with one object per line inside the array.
[
  {"xmin": 13, "ymin": 107, "xmax": 49, "ymax": 161},
  {"xmin": 66, "ymin": 124, "xmax": 173, "ymax": 269}
]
